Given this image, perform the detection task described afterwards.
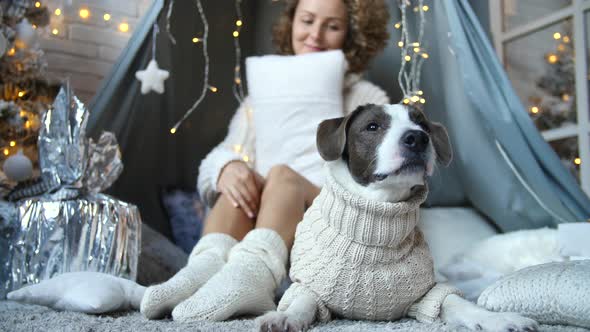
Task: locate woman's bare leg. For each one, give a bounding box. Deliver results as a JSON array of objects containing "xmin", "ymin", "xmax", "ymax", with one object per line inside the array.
[
  {"xmin": 202, "ymin": 194, "xmax": 256, "ymax": 241},
  {"xmin": 255, "ymin": 165, "xmax": 320, "ymax": 249}
]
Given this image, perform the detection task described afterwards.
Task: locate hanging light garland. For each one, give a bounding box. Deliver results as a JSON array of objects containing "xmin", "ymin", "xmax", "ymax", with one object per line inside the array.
[
  {"xmin": 169, "ymin": 0, "xmax": 211, "ymax": 134},
  {"xmin": 44, "ymin": 1, "xmax": 133, "ymax": 37},
  {"xmin": 396, "ymin": 0, "xmax": 429, "ymax": 105},
  {"xmin": 232, "ymin": 0, "xmax": 245, "ymax": 104},
  {"xmin": 169, "ymin": 0, "xmax": 248, "ymax": 134}
]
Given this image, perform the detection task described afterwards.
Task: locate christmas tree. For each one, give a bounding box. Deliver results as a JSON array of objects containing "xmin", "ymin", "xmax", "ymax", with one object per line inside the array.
[
  {"xmin": 0, "ymin": 0, "xmax": 56, "ymax": 187},
  {"xmin": 528, "ymin": 23, "xmax": 580, "ymax": 180}
]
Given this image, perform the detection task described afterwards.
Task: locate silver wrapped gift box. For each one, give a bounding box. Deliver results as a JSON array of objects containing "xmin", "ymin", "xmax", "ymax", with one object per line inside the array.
[
  {"xmin": 1, "ymin": 86, "xmax": 142, "ymax": 298},
  {"xmin": 1, "ymin": 194, "xmax": 141, "ymax": 298}
]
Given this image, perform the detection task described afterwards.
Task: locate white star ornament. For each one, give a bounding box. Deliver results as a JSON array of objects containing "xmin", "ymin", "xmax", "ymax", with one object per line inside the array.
[{"xmin": 135, "ymin": 59, "xmax": 170, "ymax": 94}]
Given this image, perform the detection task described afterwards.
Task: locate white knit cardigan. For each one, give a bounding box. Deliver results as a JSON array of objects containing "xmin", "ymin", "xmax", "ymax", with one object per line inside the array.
[
  {"xmin": 278, "ymin": 169, "xmax": 461, "ymax": 323},
  {"xmin": 197, "ymin": 74, "xmax": 389, "ymax": 207}
]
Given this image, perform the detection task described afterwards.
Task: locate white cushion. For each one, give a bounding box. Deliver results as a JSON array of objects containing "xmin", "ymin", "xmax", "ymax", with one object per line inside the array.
[
  {"xmin": 7, "ymin": 272, "xmax": 145, "ymax": 314},
  {"xmin": 438, "ymin": 227, "xmax": 565, "ymax": 301},
  {"xmin": 477, "ymin": 260, "xmax": 590, "ymax": 329},
  {"xmin": 418, "ymin": 207, "xmax": 497, "ymax": 270},
  {"xmin": 246, "ymin": 50, "xmax": 346, "ymax": 186}
]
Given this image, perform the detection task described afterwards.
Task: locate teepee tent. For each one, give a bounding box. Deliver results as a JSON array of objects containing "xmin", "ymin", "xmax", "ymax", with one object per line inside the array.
[{"xmin": 87, "ymin": 0, "xmax": 590, "ymax": 238}]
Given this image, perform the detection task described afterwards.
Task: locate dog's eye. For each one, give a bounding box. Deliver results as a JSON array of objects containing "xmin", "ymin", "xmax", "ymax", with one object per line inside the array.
[{"xmin": 366, "ymin": 123, "xmax": 379, "ymax": 131}]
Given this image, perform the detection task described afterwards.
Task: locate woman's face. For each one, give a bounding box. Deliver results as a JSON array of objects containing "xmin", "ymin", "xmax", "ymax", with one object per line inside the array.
[{"xmin": 291, "ymin": 0, "xmax": 348, "ymax": 55}]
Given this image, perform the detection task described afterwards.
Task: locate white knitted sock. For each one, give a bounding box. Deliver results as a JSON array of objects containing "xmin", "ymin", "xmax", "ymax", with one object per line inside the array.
[
  {"xmin": 172, "ymin": 228, "xmax": 288, "ymax": 322},
  {"xmin": 140, "ymin": 233, "xmax": 237, "ymax": 319}
]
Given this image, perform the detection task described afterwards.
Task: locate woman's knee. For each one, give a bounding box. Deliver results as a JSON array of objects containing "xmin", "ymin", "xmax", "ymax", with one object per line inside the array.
[{"xmin": 265, "ymin": 164, "xmax": 300, "ymax": 186}]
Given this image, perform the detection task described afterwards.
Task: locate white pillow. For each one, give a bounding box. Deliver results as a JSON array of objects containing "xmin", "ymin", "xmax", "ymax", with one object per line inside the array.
[
  {"xmin": 246, "ymin": 50, "xmax": 346, "ymax": 186},
  {"xmin": 477, "ymin": 260, "xmax": 590, "ymax": 329},
  {"xmin": 418, "ymin": 207, "xmax": 498, "ymax": 270},
  {"xmin": 7, "ymin": 272, "xmax": 145, "ymax": 314},
  {"xmin": 438, "ymin": 228, "xmax": 564, "ymax": 301}
]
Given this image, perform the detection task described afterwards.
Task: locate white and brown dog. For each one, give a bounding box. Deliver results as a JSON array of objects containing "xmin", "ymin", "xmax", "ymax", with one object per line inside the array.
[{"xmin": 256, "ymin": 104, "xmax": 538, "ymax": 332}]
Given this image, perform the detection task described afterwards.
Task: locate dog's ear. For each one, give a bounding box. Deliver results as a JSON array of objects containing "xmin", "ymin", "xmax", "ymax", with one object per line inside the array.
[
  {"xmin": 429, "ymin": 122, "xmax": 453, "ymax": 167},
  {"xmin": 317, "ymin": 104, "xmax": 369, "ymax": 161},
  {"xmin": 316, "ymin": 117, "xmax": 347, "ymax": 161}
]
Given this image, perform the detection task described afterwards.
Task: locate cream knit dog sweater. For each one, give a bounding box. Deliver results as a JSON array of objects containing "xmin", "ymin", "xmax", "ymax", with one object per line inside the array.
[{"xmin": 278, "ymin": 170, "xmax": 461, "ymax": 323}]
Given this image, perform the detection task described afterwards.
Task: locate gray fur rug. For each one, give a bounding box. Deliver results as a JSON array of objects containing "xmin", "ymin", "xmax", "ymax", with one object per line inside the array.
[{"xmin": 1, "ymin": 301, "xmax": 588, "ymax": 332}]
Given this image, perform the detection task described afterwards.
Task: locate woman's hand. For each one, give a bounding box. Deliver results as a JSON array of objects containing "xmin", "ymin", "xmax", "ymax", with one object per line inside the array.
[{"xmin": 217, "ymin": 161, "xmax": 264, "ymax": 218}]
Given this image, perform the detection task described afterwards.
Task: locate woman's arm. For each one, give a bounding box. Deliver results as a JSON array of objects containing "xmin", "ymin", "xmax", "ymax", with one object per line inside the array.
[{"xmin": 197, "ymin": 99, "xmax": 256, "ymax": 207}]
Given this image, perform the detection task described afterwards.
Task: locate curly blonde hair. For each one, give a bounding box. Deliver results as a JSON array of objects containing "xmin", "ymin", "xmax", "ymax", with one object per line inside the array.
[{"xmin": 272, "ymin": 0, "xmax": 390, "ymax": 73}]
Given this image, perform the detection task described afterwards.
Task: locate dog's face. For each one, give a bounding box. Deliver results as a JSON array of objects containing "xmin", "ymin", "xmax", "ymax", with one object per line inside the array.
[{"xmin": 317, "ymin": 103, "xmax": 452, "ymax": 202}]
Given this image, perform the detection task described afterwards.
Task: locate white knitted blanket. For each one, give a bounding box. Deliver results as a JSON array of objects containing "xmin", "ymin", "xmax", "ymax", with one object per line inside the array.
[{"xmin": 279, "ymin": 170, "xmax": 460, "ymax": 322}]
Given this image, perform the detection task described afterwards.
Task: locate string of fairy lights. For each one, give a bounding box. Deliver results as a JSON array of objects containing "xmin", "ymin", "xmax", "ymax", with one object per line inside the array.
[
  {"xmin": 168, "ymin": 0, "xmax": 248, "ymax": 135},
  {"xmin": 395, "ymin": 0, "xmax": 430, "ymax": 105},
  {"xmin": 37, "ymin": 1, "xmax": 134, "ymax": 37}
]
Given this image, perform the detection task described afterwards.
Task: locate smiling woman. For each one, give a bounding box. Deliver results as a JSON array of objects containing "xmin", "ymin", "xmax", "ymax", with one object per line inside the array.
[
  {"xmin": 273, "ymin": 0, "xmax": 390, "ymax": 73},
  {"xmin": 140, "ymin": 0, "xmax": 392, "ymax": 323}
]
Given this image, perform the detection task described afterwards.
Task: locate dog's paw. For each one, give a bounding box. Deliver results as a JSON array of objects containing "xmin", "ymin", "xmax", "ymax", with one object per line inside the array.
[
  {"xmin": 459, "ymin": 311, "xmax": 539, "ymax": 332},
  {"xmin": 255, "ymin": 311, "xmax": 310, "ymax": 332}
]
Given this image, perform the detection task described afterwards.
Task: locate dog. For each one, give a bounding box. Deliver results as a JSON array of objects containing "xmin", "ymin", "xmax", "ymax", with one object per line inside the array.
[{"xmin": 256, "ymin": 103, "xmax": 538, "ymax": 332}]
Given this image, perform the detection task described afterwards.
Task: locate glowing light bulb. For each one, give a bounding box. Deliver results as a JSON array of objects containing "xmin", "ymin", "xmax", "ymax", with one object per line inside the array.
[
  {"xmin": 209, "ymin": 86, "xmax": 218, "ymax": 92},
  {"xmin": 235, "ymin": 78, "xmax": 241, "ymax": 84},
  {"xmin": 413, "ymin": 47, "xmax": 420, "ymax": 53},
  {"xmin": 553, "ymin": 32, "xmax": 561, "ymax": 40},
  {"xmin": 119, "ymin": 23, "xmax": 129, "ymax": 32},
  {"xmin": 418, "ymin": 90, "xmax": 424, "ymax": 95},
  {"xmin": 9, "ymin": 141, "xmax": 16, "ymax": 147},
  {"xmin": 3, "ymin": 149, "xmax": 9, "ymax": 156},
  {"xmin": 25, "ymin": 121, "xmax": 31, "ymax": 128},
  {"xmin": 398, "ymin": 41, "xmax": 404, "ymax": 47},
  {"xmin": 233, "ymin": 31, "xmax": 239, "ymax": 37},
  {"xmin": 79, "ymin": 8, "xmax": 90, "ymax": 19},
  {"xmin": 403, "ymin": 98, "xmax": 410, "ymax": 104},
  {"xmin": 17, "ymin": 91, "xmax": 25, "ymax": 98},
  {"xmin": 103, "ymin": 13, "xmax": 111, "ymax": 21},
  {"xmin": 563, "ymin": 36, "xmax": 571, "ymax": 43},
  {"xmin": 394, "ymin": 22, "xmax": 401, "ymax": 29},
  {"xmin": 170, "ymin": 128, "xmax": 177, "ymax": 134},
  {"xmin": 411, "ymin": 96, "xmax": 420, "ymax": 103},
  {"xmin": 421, "ymin": 53, "xmax": 429, "ymax": 59},
  {"xmin": 35, "ymin": 2, "xmax": 41, "ymax": 8},
  {"xmin": 420, "ymin": 98, "xmax": 426, "ymax": 104},
  {"xmin": 404, "ymin": 55, "xmax": 411, "ymax": 61},
  {"xmin": 243, "ymin": 155, "xmax": 250, "ymax": 162},
  {"xmin": 422, "ymin": 5, "xmax": 429, "ymax": 11},
  {"xmin": 236, "ymin": 20, "xmax": 242, "ymax": 26},
  {"xmin": 562, "ymin": 94, "xmax": 570, "ymax": 101},
  {"xmin": 8, "ymin": 48, "xmax": 15, "ymax": 56},
  {"xmin": 55, "ymin": 8, "xmax": 61, "ymax": 16},
  {"xmin": 234, "ymin": 145, "xmax": 242, "ymax": 153},
  {"xmin": 530, "ymin": 106, "xmax": 539, "ymax": 114},
  {"xmin": 574, "ymin": 158, "xmax": 581, "ymax": 165},
  {"xmin": 547, "ymin": 54, "xmax": 558, "ymax": 64},
  {"xmin": 192, "ymin": 37, "xmax": 200, "ymax": 43},
  {"xmin": 52, "ymin": 28, "xmax": 59, "ymax": 35},
  {"xmin": 412, "ymin": 42, "xmax": 420, "ymax": 47}
]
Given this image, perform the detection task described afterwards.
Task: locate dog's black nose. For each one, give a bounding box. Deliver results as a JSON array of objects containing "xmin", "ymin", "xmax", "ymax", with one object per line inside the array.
[{"xmin": 401, "ymin": 130, "xmax": 429, "ymax": 153}]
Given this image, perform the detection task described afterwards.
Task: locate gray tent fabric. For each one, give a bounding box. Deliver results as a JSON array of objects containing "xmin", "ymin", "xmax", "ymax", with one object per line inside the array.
[
  {"xmin": 426, "ymin": 0, "xmax": 590, "ymax": 230},
  {"xmin": 85, "ymin": 0, "xmax": 589, "ymax": 236},
  {"xmin": 84, "ymin": 0, "xmax": 257, "ymax": 237}
]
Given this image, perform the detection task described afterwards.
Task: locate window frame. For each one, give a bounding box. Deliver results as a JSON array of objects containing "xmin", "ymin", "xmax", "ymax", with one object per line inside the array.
[{"xmin": 490, "ymin": 0, "xmax": 590, "ymax": 195}]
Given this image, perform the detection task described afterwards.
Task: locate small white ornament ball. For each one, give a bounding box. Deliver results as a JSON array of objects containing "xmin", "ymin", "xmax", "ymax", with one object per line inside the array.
[
  {"xmin": 3, "ymin": 150, "xmax": 33, "ymax": 182},
  {"xmin": 0, "ymin": 33, "xmax": 7, "ymax": 57},
  {"xmin": 16, "ymin": 18, "xmax": 36, "ymax": 47}
]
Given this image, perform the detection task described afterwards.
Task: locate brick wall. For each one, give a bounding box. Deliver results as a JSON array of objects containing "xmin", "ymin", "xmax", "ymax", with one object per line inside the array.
[{"xmin": 39, "ymin": 0, "xmax": 154, "ymax": 103}]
